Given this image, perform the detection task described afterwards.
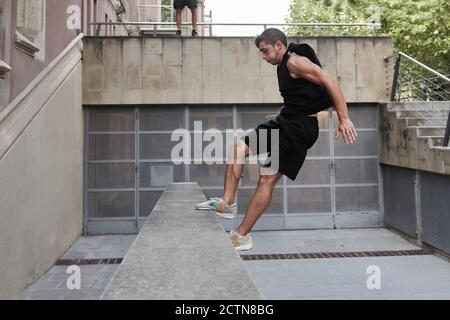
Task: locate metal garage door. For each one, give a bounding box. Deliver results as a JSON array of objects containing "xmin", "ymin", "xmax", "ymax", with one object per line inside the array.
[{"xmin": 84, "ymin": 104, "xmax": 381, "ymax": 234}]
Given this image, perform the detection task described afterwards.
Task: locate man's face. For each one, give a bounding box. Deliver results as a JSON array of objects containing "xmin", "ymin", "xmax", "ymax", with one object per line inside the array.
[{"xmin": 258, "ymin": 40, "xmax": 284, "ymax": 65}]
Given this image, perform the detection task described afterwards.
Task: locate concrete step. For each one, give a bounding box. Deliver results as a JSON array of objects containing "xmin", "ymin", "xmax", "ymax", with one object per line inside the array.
[
  {"xmin": 431, "ymin": 137, "xmax": 444, "ymax": 147},
  {"xmin": 431, "ymin": 146, "xmax": 450, "ymax": 151},
  {"xmin": 397, "ymin": 109, "xmax": 450, "ymax": 118},
  {"xmin": 415, "ymin": 127, "xmax": 446, "ymax": 137},
  {"xmin": 417, "ymin": 136, "xmax": 444, "ymax": 146},
  {"xmin": 417, "ymin": 135, "xmax": 444, "ymax": 139},
  {"xmin": 405, "ymin": 117, "xmax": 448, "ymax": 127},
  {"xmin": 388, "ymin": 101, "xmax": 450, "ymax": 111}
]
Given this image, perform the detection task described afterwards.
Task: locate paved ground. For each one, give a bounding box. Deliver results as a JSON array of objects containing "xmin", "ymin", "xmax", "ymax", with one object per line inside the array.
[
  {"xmin": 242, "ymin": 229, "xmax": 450, "ymax": 300},
  {"xmin": 21, "ymin": 228, "xmax": 450, "ymax": 300},
  {"xmin": 21, "ymin": 235, "xmax": 136, "ymax": 300},
  {"xmin": 240, "ymin": 228, "xmax": 420, "ymax": 255}
]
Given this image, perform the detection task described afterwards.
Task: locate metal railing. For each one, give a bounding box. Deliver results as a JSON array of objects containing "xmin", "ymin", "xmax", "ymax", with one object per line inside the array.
[
  {"xmin": 384, "ymin": 52, "xmax": 450, "ymax": 102},
  {"xmin": 90, "ymin": 21, "xmax": 382, "ymax": 37},
  {"xmin": 384, "ymin": 52, "xmax": 450, "ymax": 147}
]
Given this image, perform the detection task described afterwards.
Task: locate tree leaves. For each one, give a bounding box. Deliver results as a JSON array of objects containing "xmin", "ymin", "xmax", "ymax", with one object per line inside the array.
[{"xmin": 286, "ymin": 0, "xmax": 450, "ymax": 74}]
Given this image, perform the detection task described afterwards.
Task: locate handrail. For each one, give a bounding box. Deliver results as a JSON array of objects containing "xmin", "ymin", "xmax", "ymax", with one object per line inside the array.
[
  {"xmin": 0, "ymin": 33, "xmax": 84, "ymax": 160},
  {"xmin": 384, "ymin": 52, "xmax": 450, "ymax": 98},
  {"xmin": 384, "ymin": 52, "xmax": 450, "ymax": 83},
  {"xmin": 384, "ymin": 51, "xmax": 450, "ymax": 147},
  {"xmin": 90, "ymin": 21, "xmax": 381, "ymax": 27},
  {"xmin": 0, "ymin": 33, "xmax": 84, "ymax": 123},
  {"xmin": 90, "ymin": 21, "xmax": 381, "ymax": 37}
]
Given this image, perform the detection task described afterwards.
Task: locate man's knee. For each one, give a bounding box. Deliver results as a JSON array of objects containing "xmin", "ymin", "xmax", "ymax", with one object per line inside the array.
[
  {"xmin": 258, "ymin": 173, "xmax": 281, "ymax": 187},
  {"xmin": 226, "ymin": 140, "xmax": 249, "ymax": 165},
  {"xmin": 232, "ymin": 139, "xmax": 249, "ymax": 155}
]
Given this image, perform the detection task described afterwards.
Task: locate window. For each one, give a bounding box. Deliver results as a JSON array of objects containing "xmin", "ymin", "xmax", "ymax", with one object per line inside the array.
[
  {"xmin": 139, "ymin": 0, "xmax": 174, "ymax": 25},
  {"xmin": 15, "ymin": 0, "xmax": 45, "ymax": 57}
]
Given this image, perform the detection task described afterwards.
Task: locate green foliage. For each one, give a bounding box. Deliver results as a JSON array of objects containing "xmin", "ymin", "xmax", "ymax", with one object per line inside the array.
[
  {"xmin": 286, "ymin": 0, "xmax": 450, "ymax": 74},
  {"xmin": 161, "ymin": 0, "xmax": 173, "ymax": 22}
]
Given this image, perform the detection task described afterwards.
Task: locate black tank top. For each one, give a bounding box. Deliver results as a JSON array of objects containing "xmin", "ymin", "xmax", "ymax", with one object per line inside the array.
[{"xmin": 277, "ymin": 43, "xmax": 333, "ymax": 117}]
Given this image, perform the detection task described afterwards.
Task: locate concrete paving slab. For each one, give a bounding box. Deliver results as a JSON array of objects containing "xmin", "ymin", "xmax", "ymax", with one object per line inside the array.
[
  {"xmin": 240, "ymin": 228, "xmax": 420, "ymax": 255},
  {"xmin": 244, "ymin": 254, "xmax": 450, "ymax": 300}
]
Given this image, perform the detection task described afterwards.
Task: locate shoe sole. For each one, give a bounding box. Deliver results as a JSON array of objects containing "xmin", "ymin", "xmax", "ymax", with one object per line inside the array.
[
  {"xmin": 235, "ymin": 243, "xmax": 253, "ymax": 251},
  {"xmin": 213, "ymin": 210, "xmax": 236, "ymax": 220},
  {"xmin": 196, "ymin": 206, "xmax": 213, "ymax": 210},
  {"xmin": 196, "ymin": 198, "xmax": 221, "ymax": 210},
  {"xmin": 196, "ymin": 205, "xmax": 235, "ymax": 210}
]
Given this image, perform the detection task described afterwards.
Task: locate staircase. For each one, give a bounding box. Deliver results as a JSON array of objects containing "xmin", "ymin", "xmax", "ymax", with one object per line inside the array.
[{"xmin": 379, "ymin": 101, "xmax": 450, "ymax": 175}]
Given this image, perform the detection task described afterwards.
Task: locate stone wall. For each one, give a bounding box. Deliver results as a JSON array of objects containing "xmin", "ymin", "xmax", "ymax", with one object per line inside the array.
[{"xmin": 83, "ymin": 36, "xmax": 393, "ymax": 105}]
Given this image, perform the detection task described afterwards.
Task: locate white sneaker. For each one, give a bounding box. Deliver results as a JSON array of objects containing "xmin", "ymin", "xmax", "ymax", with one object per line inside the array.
[
  {"xmin": 196, "ymin": 198, "xmax": 237, "ymax": 220},
  {"xmin": 196, "ymin": 197, "xmax": 221, "ymax": 210},
  {"xmin": 209, "ymin": 198, "xmax": 236, "ymax": 219},
  {"xmin": 228, "ymin": 230, "xmax": 253, "ymax": 251}
]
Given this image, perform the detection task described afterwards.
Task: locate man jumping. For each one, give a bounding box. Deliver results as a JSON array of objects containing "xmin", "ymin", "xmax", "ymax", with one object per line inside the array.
[{"xmin": 196, "ymin": 28, "xmax": 358, "ymax": 251}]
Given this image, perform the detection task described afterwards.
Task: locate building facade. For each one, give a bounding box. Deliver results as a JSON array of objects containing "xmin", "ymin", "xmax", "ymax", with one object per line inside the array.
[
  {"xmin": 82, "ymin": 0, "xmax": 133, "ymax": 36},
  {"xmin": 0, "ymin": 0, "xmax": 133, "ymax": 112},
  {"xmin": 0, "ymin": 0, "xmax": 132, "ymax": 299}
]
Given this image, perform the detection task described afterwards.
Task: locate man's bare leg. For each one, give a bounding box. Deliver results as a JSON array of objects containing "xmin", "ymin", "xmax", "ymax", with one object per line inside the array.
[
  {"xmin": 175, "ymin": 8, "xmax": 183, "ymax": 31},
  {"xmin": 222, "ymin": 139, "xmax": 250, "ymax": 205},
  {"xmin": 236, "ymin": 172, "xmax": 283, "ymax": 236},
  {"xmin": 190, "ymin": 8, "xmax": 197, "ymax": 30}
]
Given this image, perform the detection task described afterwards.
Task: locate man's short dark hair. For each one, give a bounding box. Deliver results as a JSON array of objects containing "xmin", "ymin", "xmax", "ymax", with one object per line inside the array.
[{"xmin": 254, "ymin": 28, "xmax": 287, "ymax": 48}]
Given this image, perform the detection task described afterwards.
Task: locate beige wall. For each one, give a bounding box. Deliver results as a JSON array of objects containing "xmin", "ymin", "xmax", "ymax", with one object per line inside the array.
[
  {"xmin": 0, "ymin": 44, "xmax": 83, "ymax": 300},
  {"xmin": 83, "ymin": 36, "xmax": 393, "ymax": 105},
  {"xmin": 1, "ymin": 0, "xmax": 83, "ymax": 112}
]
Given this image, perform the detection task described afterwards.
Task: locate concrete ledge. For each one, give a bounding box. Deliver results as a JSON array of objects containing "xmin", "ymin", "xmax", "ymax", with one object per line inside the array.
[{"xmin": 101, "ymin": 182, "xmax": 263, "ymax": 300}]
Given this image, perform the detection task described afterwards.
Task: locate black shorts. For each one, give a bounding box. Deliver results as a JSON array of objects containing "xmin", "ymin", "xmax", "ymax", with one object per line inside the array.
[
  {"xmin": 242, "ymin": 113, "xmax": 319, "ymax": 181},
  {"xmin": 173, "ymin": 0, "xmax": 197, "ymax": 9}
]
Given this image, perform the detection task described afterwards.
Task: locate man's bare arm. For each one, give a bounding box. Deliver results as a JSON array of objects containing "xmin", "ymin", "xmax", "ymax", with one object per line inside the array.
[{"xmin": 286, "ymin": 54, "xmax": 358, "ymax": 144}]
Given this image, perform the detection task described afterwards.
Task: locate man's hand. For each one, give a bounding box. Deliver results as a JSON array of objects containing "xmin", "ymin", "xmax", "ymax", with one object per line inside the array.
[{"xmin": 336, "ymin": 118, "xmax": 357, "ymax": 144}]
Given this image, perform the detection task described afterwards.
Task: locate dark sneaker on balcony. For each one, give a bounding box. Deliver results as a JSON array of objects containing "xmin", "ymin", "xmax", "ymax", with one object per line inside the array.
[
  {"xmin": 192, "ymin": 29, "xmax": 198, "ymax": 37},
  {"xmin": 175, "ymin": 30, "xmax": 182, "ymax": 37}
]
